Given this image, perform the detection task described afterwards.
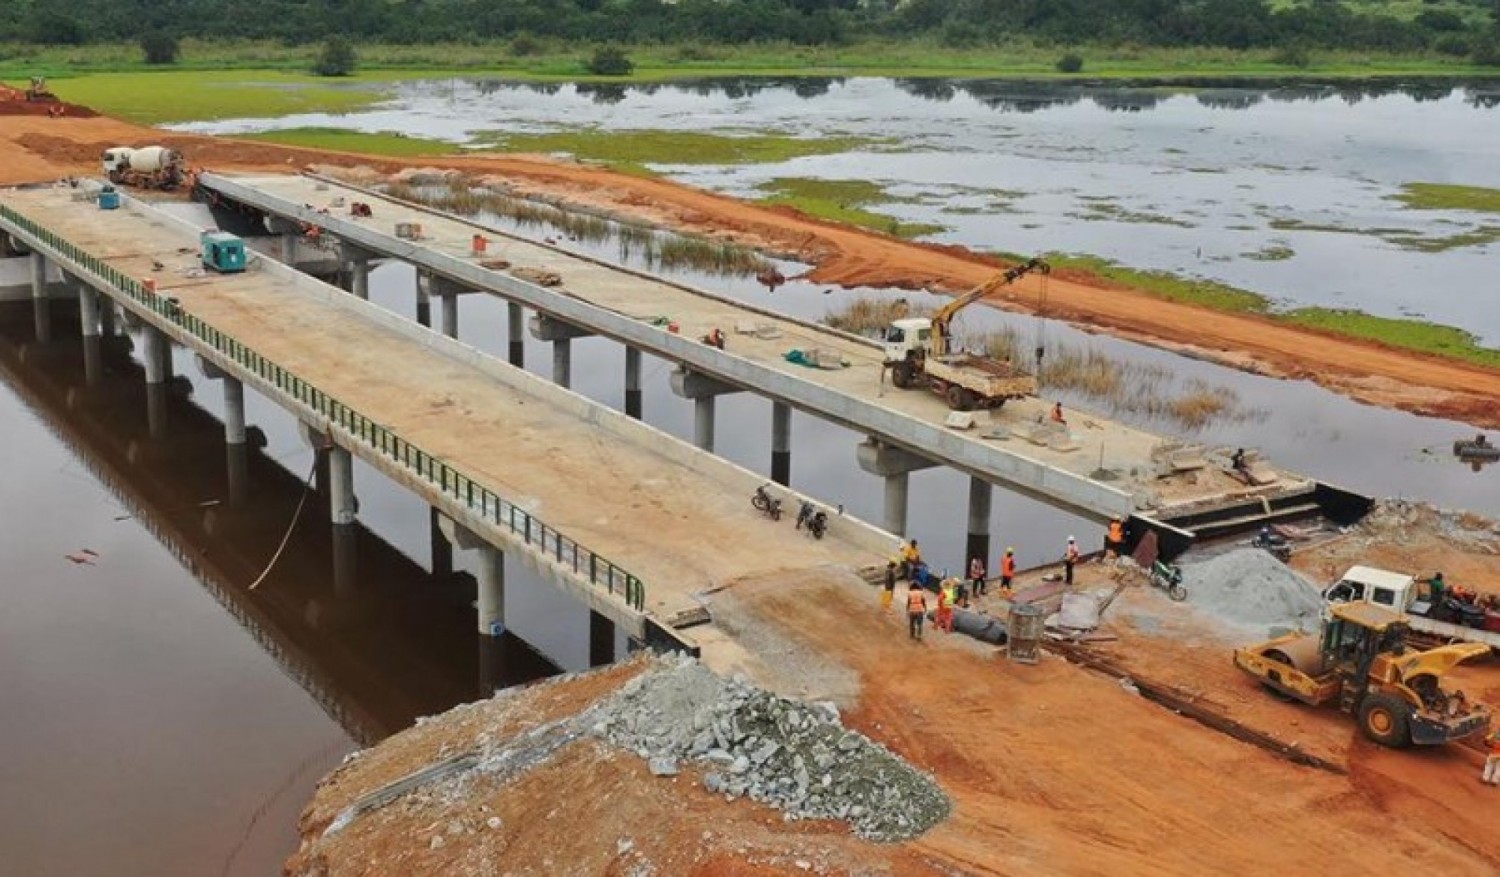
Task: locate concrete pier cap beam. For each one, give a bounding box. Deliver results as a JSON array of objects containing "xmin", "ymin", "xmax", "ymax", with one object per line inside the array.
[
  {"xmin": 855, "ymin": 437, "xmax": 940, "ymax": 478},
  {"xmin": 668, "ymin": 367, "xmax": 741, "ymax": 400},
  {"xmin": 527, "ymin": 313, "xmax": 594, "ymax": 343}
]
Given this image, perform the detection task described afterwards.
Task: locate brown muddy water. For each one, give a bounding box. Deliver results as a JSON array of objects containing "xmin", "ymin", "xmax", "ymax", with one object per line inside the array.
[{"xmin": 0, "ymin": 299, "xmax": 556, "ymax": 875}]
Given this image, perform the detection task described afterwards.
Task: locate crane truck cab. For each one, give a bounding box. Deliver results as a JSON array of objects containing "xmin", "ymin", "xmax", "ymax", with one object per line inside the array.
[{"xmin": 881, "ymin": 318, "xmax": 933, "ymax": 366}]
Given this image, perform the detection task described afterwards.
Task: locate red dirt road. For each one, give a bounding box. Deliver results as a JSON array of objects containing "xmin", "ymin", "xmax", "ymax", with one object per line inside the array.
[{"xmin": 4, "ymin": 112, "xmax": 1500, "ymax": 427}]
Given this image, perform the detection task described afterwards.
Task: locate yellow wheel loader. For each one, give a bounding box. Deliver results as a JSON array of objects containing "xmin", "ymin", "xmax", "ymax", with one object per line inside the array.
[{"xmin": 1234, "ymin": 602, "xmax": 1491, "ymax": 748}]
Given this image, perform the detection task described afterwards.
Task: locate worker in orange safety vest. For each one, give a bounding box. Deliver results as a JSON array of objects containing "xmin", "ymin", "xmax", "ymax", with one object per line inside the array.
[
  {"xmin": 906, "ymin": 584, "xmax": 927, "ymax": 641},
  {"xmin": 1000, "ymin": 547, "xmax": 1017, "ymax": 590}
]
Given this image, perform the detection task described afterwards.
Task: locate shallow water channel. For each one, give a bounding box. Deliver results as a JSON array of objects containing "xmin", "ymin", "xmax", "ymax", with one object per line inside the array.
[{"xmin": 6, "ymin": 76, "xmax": 1500, "ymax": 872}]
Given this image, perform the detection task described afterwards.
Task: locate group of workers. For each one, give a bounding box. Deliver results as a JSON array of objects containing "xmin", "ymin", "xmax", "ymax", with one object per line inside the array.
[{"xmin": 884, "ymin": 525, "xmax": 1109, "ymax": 642}]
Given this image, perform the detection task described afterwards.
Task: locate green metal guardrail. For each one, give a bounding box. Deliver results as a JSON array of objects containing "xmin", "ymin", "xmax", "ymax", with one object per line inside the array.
[{"xmin": 0, "ymin": 203, "xmax": 646, "ymax": 611}]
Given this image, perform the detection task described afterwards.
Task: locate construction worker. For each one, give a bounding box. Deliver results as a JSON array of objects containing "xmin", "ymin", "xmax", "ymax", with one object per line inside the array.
[
  {"xmin": 1000, "ymin": 547, "xmax": 1016, "ymax": 591},
  {"xmin": 1105, "ymin": 516, "xmax": 1125, "ymax": 560},
  {"xmin": 906, "ymin": 583, "xmax": 927, "ymax": 641},
  {"xmin": 1427, "ymin": 571, "xmax": 1447, "ymax": 604},
  {"xmin": 1064, "ymin": 536, "xmax": 1080, "ymax": 586},
  {"xmin": 900, "ymin": 539, "xmax": 922, "ymax": 579},
  {"xmin": 881, "ymin": 561, "xmax": 897, "ymax": 615},
  {"xmin": 1484, "ymin": 730, "xmax": 1500, "ymax": 786},
  {"xmin": 935, "ymin": 580, "xmax": 952, "ymax": 632},
  {"xmin": 968, "ymin": 555, "xmax": 987, "ymax": 597}
]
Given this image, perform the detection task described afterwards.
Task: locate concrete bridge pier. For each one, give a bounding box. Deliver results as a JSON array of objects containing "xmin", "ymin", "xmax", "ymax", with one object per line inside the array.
[
  {"xmin": 477, "ymin": 545, "xmax": 505, "ymax": 636},
  {"xmin": 670, "ymin": 368, "xmax": 742, "ymax": 453},
  {"xmin": 143, "ymin": 327, "xmax": 171, "ymax": 438},
  {"xmin": 30, "ymin": 252, "xmax": 51, "ymax": 342},
  {"xmin": 771, "ymin": 401, "xmax": 792, "ymax": 486},
  {"xmin": 591, "ymin": 610, "xmax": 615, "ymax": 667},
  {"xmin": 332, "ymin": 522, "xmax": 359, "ymax": 597},
  {"xmin": 529, "ymin": 315, "xmax": 594, "ymax": 390},
  {"xmin": 438, "ymin": 514, "xmax": 507, "ymax": 636},
  {"xmin": 856, "ymin": 438, "xmax": 939, "ymax": 537},
  {"xmin": 624, "ymin": 346, "xmax": 643, "ymax": 419},
  {"xmin": 507, "ymin": 302, "xmax": 525, "ymax": 367},
  {"xmin": 415, "ymin": 271, "xmax": 433, "ymax": 328},
  {"xmin": 328, "ymin": 446, "xmax": 356, "ymax": 526},
  {"xmin": 339, "ymin": 243, "xmax": 377, "ymax": 300},
  {"xmin": 79, "ymin": 283, "xmax": 102, "ymax": 386},
  {"xmin": 98, "ymin": 296, "xmax": 117, "ymax": 337},
  {"xmin": 430, "ymin": 507, "xmax": 453, "ymax": 577},
  {"xmin": 199, "ymin": 356, "xmax": 251, "ymax": 507},
  {"xmin": 966, "ymin": 477, "xmax": 994, "ymax": 566},
  {"xmin": 426, "ymin": 276, "xmax": 471, "ymax": 340}
]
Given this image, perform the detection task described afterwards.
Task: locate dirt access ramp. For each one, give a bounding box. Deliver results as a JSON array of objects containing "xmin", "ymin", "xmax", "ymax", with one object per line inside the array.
[
  {"xmin": 6, "ymin": 111, "xmax": 1500, "ymax": 428},
  {"xmin": 732, "ymin": 571, "xmax": 1500, "ymax": 875}
]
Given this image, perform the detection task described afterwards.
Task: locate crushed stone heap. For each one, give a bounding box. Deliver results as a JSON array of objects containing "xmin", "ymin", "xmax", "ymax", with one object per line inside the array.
[
  {"xmin": 1181, "ymin": 547, "xmax": 1324, "ymax": 632},
  {"xmin": 593, "ymin": 653, "xmax": 949, "ymax": 842}
]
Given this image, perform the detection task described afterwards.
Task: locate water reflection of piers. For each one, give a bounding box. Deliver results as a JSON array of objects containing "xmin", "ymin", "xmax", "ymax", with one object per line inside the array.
[{"xmin": 0, "ymin": 302, "xmax": 557, "ymax": 747}]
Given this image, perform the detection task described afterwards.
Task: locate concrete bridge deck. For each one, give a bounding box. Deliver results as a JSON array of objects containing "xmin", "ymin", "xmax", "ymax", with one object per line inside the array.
[
  {"xmin": 208, "ymin": 172, "xmax": 1317, "ymax": 526},
  {"xmin": 0, "ymin": 184, "xmax": 891, "ymax": 651}
]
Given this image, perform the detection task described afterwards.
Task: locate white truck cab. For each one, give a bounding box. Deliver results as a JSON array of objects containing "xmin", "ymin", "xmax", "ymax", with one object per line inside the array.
[
  {"xmin": 883, "ymin": 318, "xmax": 932, "ymax": 364},
  {"xmin": 101, "ymin": 147, "xmax": 134, "ymax": 176},
  {"xmin": 1323, "ymin": 565, "xmax": 1426, "ymax": 615}
]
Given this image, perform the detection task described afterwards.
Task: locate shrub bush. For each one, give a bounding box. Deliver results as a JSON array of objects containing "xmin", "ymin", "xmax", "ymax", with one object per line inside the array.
[
  {"xmin": 141, "ymin": 32, "xmax": 179, "ymax": 65},
  {"xmin": 1434, "ymin": 34, "xmax": 1472, "ymax": 57},
  {"xmin": 510, "ymin": 32, "xmax": 542, "ymax": 57},
  {"xmin": 1272, "ymin": 43, "xmax": 1311, "ymax": 68},
  {"xmin": 1055, "ymin": 53, "xmax": 1084, "ymax": 73},
  {"xmin": 586, "ymin": 46, "xmax": 635, "ymax": 76},
  {"xmin": 313, "ymin": 37, "xmax": 357, "ymax": 77},
  {"xmin": 1474, "ymin": 39, "xmax": 1500, "ymax": 67}
]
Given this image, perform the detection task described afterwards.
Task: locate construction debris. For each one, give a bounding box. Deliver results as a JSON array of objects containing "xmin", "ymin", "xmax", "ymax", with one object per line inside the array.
[
  {"xmin": 511, "ymin": 266, "xmax": 562, "ymax": 287},
  {"xmin": 594, "ymin": 652, "xmax": 949, "ymax": 841}
]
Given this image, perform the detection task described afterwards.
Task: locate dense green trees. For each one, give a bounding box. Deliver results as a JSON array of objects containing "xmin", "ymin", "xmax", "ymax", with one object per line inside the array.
[{"xmin": 0, "ymin": 0, "xmax": 1495, "ymax": 54}]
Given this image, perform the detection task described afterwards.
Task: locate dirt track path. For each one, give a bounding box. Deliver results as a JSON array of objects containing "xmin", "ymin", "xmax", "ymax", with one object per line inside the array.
[{"xmin": 6, "ymin": 114, "xmax": 1500, "ymax": 428}]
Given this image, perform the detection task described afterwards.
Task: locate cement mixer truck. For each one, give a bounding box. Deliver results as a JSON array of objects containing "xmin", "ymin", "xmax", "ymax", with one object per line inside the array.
[{"xmin": 101, "ymin": 146, "xmax": 185, "ymax": 191}]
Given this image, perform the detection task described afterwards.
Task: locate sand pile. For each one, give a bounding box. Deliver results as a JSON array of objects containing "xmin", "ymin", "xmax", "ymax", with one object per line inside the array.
[{"xmin": 1182, "ymin": 548, "xmax": 1323, "ymax": 632}]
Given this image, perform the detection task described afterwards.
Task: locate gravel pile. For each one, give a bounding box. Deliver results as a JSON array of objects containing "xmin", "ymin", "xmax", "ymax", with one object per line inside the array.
[
  {"xmin": 1181, "ymin": 548, "xmax": 1323, "ymax": 631},
  {"xmin": 593, "ymin": 653, "xmax": 949, "ymax": 841}
]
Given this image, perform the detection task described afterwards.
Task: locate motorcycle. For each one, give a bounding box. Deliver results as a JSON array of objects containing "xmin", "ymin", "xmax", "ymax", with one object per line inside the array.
[
  {"xmin": 1148, "ymin": 559, "xmax": 1188, "ymax": 602},
  {"xmin": 795, "ymin": 500, "xmax": 828, "ymax": 540},
  {"xmin": 752, "ymin": 484, "xmax": 782, "ymax": 521},
  {"xmin": 1252, "ymin": 528, "xmax": 1292, "ymax": 562}
]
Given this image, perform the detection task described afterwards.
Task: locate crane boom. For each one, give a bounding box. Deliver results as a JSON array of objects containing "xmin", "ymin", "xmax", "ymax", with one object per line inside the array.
[{"xmin": 930, "ymin": 257, "xmax": 1050, "ymax": 357}]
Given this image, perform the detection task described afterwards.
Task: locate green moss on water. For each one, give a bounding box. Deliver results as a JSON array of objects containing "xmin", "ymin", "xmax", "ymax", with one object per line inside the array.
[
  {"xmin": 755, "ymin": 178, "xmax": 946, "ymax": 239},
  {"xmin": 1283, "ymin": 308, "xmax": 1500, "ymax": 369},
  {"xmin": 238, "ymin": 127, "xmax": 461, "ymax": 156},
  {"xmin": 1243, "ymin": 243, "xmax": 1295, "ymax": 261},
  {"xmin": 1393, "ymin": 183, "xmax": 1500, "ymax": 214},
  {"xmin": 481, "ymin": 129, "xmax": 877, "ymax": 166}
]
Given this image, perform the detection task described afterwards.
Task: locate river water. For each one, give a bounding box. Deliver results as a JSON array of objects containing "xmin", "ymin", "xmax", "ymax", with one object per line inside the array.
[
  {"xmin": 181, "ymin": 76, "xmax": 1500, "ymax": 341},
  {"xmin": 7, "ymin": 75, "xmax": 1500, "ymax": 872}
]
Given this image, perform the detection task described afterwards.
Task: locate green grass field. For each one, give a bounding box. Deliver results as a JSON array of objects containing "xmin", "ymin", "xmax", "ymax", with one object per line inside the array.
[
  {"xmin": 480, "ymin": 130, "xmax": 879, "ymax": 169},
  {"xmin": 756, "ymin": 178, "xmax": 947, "ymax": 239},
  {"xmin": 10, "ymin": 69, "xmax": 392, "ymax": 123}
]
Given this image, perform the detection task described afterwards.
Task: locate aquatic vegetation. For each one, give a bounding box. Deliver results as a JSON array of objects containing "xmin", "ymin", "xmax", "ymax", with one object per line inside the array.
[
  {"xmin": 479, "ymin": 129, "xmax": 879, "ymax": 167},
  {"xmin": 757, "ymin": 178, "xmax": 946, "ymax": 239},
  {"xmin": 1393, "ymin": 183, "xmax": 1500, "ymax": 214},
  {"xmin": 822, "ymin": 298, "xmax": 1265, "ymax": 431},
  {"xmin": 378, "ymin": 182, "xmax": 775, "ymax": 277}
]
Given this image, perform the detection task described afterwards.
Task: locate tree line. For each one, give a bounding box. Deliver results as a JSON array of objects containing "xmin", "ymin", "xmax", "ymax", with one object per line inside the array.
[{"xmin": 5, "ymin": 0, "xmax": 1499, "ymax": 55}]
